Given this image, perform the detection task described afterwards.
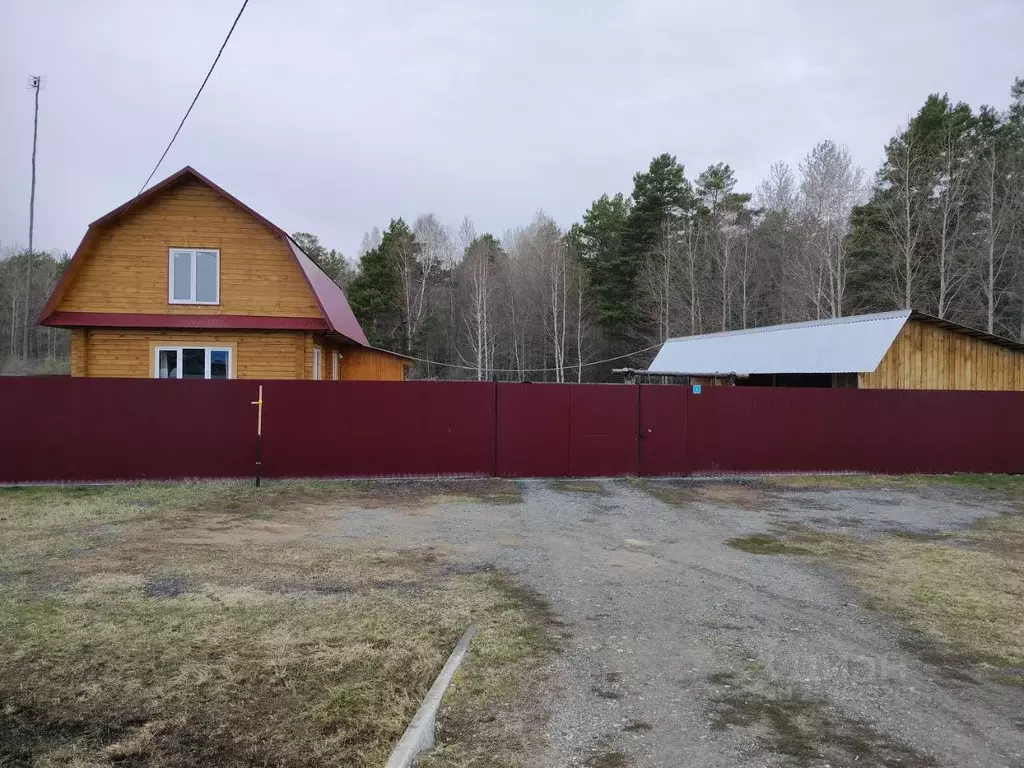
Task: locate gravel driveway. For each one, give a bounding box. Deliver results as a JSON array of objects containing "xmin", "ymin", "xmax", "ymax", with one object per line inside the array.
[{"xmin": 322, "ymin": 479, "xmax": 1023, "ymax": 768}]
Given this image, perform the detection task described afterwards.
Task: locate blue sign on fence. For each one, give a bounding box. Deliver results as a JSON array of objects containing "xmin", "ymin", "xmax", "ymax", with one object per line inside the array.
[{"xmin": 692, "ymin": 384, "xmax": 702, "ymax": 395}]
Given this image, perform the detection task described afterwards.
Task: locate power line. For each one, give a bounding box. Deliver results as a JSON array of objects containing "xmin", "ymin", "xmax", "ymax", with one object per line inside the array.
[
  {"xmin": 398, "ymin": 343, "xmax": 663, "ymax": 375},
  {"xmin": 133, "ymin": 0, "xmax": 250, "ymax": 200}
]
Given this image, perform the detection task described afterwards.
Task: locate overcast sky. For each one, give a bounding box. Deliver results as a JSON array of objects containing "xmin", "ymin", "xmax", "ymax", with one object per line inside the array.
[{"xmin": 1, "ymin": 0, "xmax": 1021, "ymax": 259}]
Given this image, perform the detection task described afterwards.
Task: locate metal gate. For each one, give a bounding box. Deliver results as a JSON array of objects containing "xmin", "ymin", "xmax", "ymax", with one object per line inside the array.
[{"xmin": 638, "ymin": 385, "xmax": 688, "ymax": 476}]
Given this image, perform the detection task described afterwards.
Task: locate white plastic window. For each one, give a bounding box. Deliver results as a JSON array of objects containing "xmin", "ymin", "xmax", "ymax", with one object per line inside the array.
[
  {"xmin": 155, "ymin": 347, "xmax": 231, "ymax": 379},
  {"xmin": 169, "ymin": 249, "xmax": 219, "ymax": 304}
]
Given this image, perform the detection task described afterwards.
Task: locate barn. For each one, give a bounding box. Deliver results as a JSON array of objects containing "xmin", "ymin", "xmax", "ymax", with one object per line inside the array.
[{"xmin": 646, "ymin": 310, "xmax": 1024, "ymax": 390}]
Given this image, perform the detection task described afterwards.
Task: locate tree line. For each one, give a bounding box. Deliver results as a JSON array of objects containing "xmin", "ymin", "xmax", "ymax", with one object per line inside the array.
[
  {"xmin": 311, "ymin": 77, "xmax": 1024, "ymax": 380},
  {"xmin": 3, "ymin": 77, "xmax": 1021, "ymax": 380},
  {"xmin": 0, "ymin": 247, "xmax": 70, "ymax": 374}
]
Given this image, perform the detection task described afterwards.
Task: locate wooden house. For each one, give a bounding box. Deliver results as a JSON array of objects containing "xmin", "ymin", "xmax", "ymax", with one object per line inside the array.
[
  {"xmin": 38, "ymin": 167, "xmax": 411, "ymax": 381},
  {"xmin": 646, "ymin": 310, "xmax": 1024, "ymax": 390}
]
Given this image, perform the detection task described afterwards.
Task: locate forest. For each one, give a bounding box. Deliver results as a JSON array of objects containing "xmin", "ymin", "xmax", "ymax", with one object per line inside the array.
[{"xmin": 2, "ymin": 78, "xmax": 1021, "ymax": 380}]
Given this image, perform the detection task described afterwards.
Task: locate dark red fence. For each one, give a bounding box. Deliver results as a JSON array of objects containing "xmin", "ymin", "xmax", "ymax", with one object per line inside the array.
[{"xmin": 2, "ymin": 378, "xmax": 1023, "ymax": 483}]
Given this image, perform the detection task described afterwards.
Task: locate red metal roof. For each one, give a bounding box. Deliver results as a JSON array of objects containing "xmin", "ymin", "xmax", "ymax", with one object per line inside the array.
[
  {"xmin": 45, "ymin": 312, "xmax": 331, "ymax": 331},
  {"xmin": 285, "ymin": 236, "xmax": 367, "ymax": 345},
  {"xmin": 38, "ymin": 167, "xmax": 369, "ymax": 346}
]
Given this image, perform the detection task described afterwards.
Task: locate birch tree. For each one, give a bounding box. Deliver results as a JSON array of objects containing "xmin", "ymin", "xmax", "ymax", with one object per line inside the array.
[
  {"xmin": 964, "ymin": 93, "xmax": 1023, "ymax": 336},
  {"xmin": 394, "ymin": 213, "xmax": 450, "ymax": 354},
  {"xmin": 458, "ymin": 232, "xmax": 499, "ymax": 380},
  {"xmin": 638, "ymin": 221, "xmax": 680, "ymax": 343},
  {"xmin": 928, "ymin": 108, "xmax": 976, "ymax": 318},
  {"xmin": 798, "ymin": 140, "xmax": 865, "ymax": 318}
]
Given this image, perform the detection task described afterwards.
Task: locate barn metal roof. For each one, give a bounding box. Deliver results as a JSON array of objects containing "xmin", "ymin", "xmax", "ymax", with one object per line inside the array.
[
  {"xmin": 647, "ymin": 310, "xmax": 913, "ymax": 375},
  {"xmin": 647, "ymin": 310, "xmax": 1024, "ymax": 376}
]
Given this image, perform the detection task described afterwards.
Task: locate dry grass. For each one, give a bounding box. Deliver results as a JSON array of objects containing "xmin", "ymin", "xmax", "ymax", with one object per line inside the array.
[
  {"xmin": 0, "ymin": 480, "xmax": 551, "ymax": 768},
  {"xmin": 417, "ymin": 575, "xmax": 562, "ymax": 768},
  {"xmin": 632, "ymin": 479, "xmax": 767, "ymax": 512},
  {"xmin": 548, "ymin": 480, "xmax": 607, "ymax": 495},
  {"xmin": 727, "ymin": 515, "xmax": 1024, "ymax": 670},
  {"xmin": 758, "ymin": 473, "xmax": 1024, "ymax": 494}
]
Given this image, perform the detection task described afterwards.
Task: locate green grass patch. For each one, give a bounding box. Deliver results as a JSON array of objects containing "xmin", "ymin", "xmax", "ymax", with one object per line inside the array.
[{"xmin": 727, "ymin": 534, "xmax": 792, "ymax": 554}]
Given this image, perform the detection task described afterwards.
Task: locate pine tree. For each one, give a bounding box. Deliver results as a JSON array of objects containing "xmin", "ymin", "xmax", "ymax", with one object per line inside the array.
[
  {"xmin": 572, "ymin": 193, "xmax": 631, "ymax": 332},
  {"xmin": 347, "ymin": 219, "xmax": 414, "ymax": 349},
  {"xmin": 291, "ymin": 232, "xmax": 356, "ymax": 289}
]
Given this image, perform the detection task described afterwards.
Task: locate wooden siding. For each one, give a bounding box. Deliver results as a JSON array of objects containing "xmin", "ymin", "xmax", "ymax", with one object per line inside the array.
[
  {"xmin": 340, "ymin": 347, "xmax": 408, "ymax": 381},
  {"xmin": 70, "ymin": 329, "xmax": 88, "ymax": 377},
  {"xmin": 858, "ymin": 319, "xmax": 1024, "ymax": 390},
  {"xmin": 58, "ymin": 177, "xmax": 322, "ymax": 318},
  {"xmin": 74, "ymin": 329, "xmax": 304, "ymax": 379}
]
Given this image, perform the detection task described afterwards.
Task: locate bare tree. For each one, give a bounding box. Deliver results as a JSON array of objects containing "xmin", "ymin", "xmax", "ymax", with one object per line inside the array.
[
  {"xmin": 457, "ymin": 220, "xmax": 497, "ymax": 380},
  {"xmin": 798, "ymin": 140, "xmax": 865, "ymax": 317},
  {"xmin": 393, "ymin": 213, "xmax": 449, "ymax": 354},
  {"xmin": 680, "ymin": 215, "xmax": 705, "ymax": 334},
  {"xmin": 573, "ymin": 254, "xmax": 590, "ymax": 382},
  {"xmin": 881, "ymin": 124, "xmax": 929, "ymax": 309},
  {"xmin": 755, "ymin": 162, "xmax": 800, "ymax": 322},
  {"xmin": 929, "ymin": 119, "xmax": 976, "ymax": 318},
  {"xmin": 638, "ymin": 221, "xmax": 680, "ymax": 343},
  {"xmin": 975, "ymin": 132, "xmax": 1023, "ymax": 333},
  {"xmin": 737, "ymin": 232, "xmax": 757, "ymax": 329},
  {"xmin": 358, "ymin": 227, "xmax": 381, "ymax": 257}
]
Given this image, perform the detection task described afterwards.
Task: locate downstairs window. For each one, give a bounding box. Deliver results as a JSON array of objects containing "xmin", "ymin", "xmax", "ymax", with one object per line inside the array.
[{"xmin": 155, "ymin": 347, "xmax": 232, "ymax": 379}]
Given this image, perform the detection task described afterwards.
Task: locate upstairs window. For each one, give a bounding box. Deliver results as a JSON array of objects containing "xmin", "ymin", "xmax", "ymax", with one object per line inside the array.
[{"xmin": 169, "ymin": 248, "xmax": 219, "ymax": 304}]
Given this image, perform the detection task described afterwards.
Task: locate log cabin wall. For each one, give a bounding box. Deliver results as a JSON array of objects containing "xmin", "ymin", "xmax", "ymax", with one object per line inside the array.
[
  {"xmin": 859, "ymin": 319, "xmax": 1024, "ymax": 390},
  {"xmin": 339, "ymin": 347, "xmax": 409, "ymax": 381},
  {"xmin": 72, "ymin": 329, "xmax": 305, "ymax": 379},
  {"xmin": 56, "ymin": 177, "xmax": 323, "ymax": 319}
]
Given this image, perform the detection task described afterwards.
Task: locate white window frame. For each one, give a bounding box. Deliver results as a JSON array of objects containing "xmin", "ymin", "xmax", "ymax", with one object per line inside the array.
[
  {"xmin": 313, "ymin": 346, "xmax": 322, "ymax": 380},
  {"xmin": 153, "ymin": 346, "xmax": 233, "ymax": 379},
  {"xmin": 168, "ymin": 248, "xmax": 220, "ymax": 305},
  {"xmin": 332, "ymin": 351, "xmax": 339, "ymax": 380}
]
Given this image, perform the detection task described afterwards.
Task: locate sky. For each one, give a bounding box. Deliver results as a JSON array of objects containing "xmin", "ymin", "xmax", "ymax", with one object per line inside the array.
[{"xmin": 1, "ymin": 0, "xmax": 1022, "ymax": 260}]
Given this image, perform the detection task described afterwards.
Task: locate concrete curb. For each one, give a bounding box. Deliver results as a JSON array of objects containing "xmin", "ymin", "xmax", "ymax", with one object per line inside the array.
[{"xmin": 384, "ymin": 623, "xmax": 477, "ymax": 768}]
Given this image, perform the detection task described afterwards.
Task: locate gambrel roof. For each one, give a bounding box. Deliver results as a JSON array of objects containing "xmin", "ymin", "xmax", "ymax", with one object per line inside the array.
[{"xmin": 38, "ymin": 166, "xmax": 369, "ymax": 346}]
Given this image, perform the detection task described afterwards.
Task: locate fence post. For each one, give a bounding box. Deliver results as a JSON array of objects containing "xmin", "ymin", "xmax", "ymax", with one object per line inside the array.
[
  {"xmin": 492, "ymin": 376, "xmax": 499, "ymax": 477},
  {"xmin": 636, "ymin": 382, "xmax": 643, "ymax": 477},
  {"xmin": 250, "ymin": 384, "xmax": 264, "ymax": 487}
]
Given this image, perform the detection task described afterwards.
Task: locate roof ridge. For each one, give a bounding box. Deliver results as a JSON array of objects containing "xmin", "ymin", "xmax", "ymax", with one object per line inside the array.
[{"xmin": 664, "ymin": 310, "xmax": 911, "ymax": 343}]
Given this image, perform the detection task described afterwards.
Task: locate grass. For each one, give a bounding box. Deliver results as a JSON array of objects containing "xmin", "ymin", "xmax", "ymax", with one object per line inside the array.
[
  {"xmin": 417, "ymin": 575, "xmax": 562, "ymax": 767},
  {"xmin": 548, "ymin": 480, "xmax": 607, "ymax": 495},
  {"xmin": 758, "ymin": 473, "xmax": 1024, "ymax": 494},
  {"xmin": 707, "ymin": 663, "xmax": 934, "ymax": 767},
  {"xmin": 726, "ymin": 515, "xmax": 1024, "ymax": 672},
  {"xmin": 0, "ymin": 480, "xmax": 550, "ymax": 768},
  {"xmin": 632, "ymin": 479, "xmax": 767, "ymax": 512}
]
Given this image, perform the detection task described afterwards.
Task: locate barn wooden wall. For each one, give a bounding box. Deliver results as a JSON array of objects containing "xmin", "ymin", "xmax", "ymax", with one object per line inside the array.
[{"xmin": 859, "ymin": 319, "xmax": 1024, "ymax": 390}]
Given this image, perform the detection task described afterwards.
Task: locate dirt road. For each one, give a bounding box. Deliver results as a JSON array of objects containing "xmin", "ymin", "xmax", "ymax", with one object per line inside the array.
[{"xmin": 323, "ymin": 478, "xmax": 1023, "ymax": 767}]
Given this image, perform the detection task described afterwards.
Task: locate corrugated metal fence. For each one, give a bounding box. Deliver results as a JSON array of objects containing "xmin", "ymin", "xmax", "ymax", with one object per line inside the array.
[{"xmin": 2, "ymin": 378, "xmax": 1023, "ymax": 483}]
